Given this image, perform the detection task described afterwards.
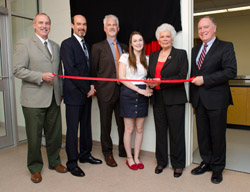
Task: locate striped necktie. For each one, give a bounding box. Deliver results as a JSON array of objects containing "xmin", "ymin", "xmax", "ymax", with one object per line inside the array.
[{"xmin": 197, "ymin": 43, "xmax": 207, "ymax": 70}]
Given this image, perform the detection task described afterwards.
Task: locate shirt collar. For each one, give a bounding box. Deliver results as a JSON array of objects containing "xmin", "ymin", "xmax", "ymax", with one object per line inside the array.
[
  {"xmin": 73, "ymin": 33, "xmax": 84, "ymax": 43},
  {"xmin": 204, "ymin": 37, "xmax": 216, "ymax": 47},
  {"xmin": 107, "ymin": 37, "xmax": 118, "ymax": 45},
  {"xmin": 36, "ymin": 33, "xmax": 48, "ymax": 44}
]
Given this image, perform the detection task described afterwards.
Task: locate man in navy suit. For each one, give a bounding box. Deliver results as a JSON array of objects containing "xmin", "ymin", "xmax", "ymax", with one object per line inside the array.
[
  {"xmin": 190, "ymin": 16, "xmax": 237, "ymax": 184},
  {"xmin": 61, "ymin": 14, "xmax": 102, "ymax": 177}
]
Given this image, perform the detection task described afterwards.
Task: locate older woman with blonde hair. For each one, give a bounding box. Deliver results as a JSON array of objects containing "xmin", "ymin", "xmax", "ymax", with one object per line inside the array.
[{"xmin": 147, "ymin": 23, "xmax": 188, "ymax": 177}]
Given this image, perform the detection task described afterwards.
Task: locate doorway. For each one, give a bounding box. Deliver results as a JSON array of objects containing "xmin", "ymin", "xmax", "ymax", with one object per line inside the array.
[{"xmin": 192, "ymin": 0, "xmax": 250, "ymax": 173}]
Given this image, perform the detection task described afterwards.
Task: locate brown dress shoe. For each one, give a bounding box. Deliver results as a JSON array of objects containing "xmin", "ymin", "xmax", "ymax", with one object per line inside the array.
[
  {"xmin": 105, "ymin": 156, "xmax": 117, "ymax": 167},
  {"xmin": 49, "ymin": 164, "xmax": 68, "ymax": 173},
  {"xmin": 31, "ymin": 172, "xmax": 42, "ymax": 183}
]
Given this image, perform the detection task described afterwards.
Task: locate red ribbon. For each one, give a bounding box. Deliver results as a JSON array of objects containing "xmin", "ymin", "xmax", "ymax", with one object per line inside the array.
[{"xmin": 53, "ymin": 74, "xmax": 194, "ymax": 83}]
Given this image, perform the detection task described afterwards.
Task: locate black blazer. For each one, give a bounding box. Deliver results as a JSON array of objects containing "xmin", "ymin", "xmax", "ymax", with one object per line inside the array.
[
  {"xmin": 190, "ymin": 39, "xmax": 237, "ymax": 110},
  {"xmin": 61, "ymin": 36, "xmax": 92, "ymax": 105},
  {"xmin": 148, "ymin": 47, "xmax": 188, "ymax": 105},
  {"xmin": 91, "ymin": 40, "xmax": 128, "ymax": 102}
]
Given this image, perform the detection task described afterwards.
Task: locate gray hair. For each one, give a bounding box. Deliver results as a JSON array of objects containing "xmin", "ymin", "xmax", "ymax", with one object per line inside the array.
[
  {"xmin": 155, "ymin": 23, "xmax": 176, "ymax": 40},
  {"xmin": 103, "ymin": 14, "xmax": 119, "ymax": 27},
  {"xmin": 33, "ymin": 13, "xmax": 51, "ymax": 24}
]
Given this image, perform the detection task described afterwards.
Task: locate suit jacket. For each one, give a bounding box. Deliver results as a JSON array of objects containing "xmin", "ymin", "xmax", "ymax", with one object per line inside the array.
[
  {"xmin": 91, "ymin": 40, "xmax": 128, "ymax": 102},
  {"xmin": 13, "ymin": 35, "xmax": 62, "ymax": 108},
  {"xmin": 61, "ymin": 36, "xmax": 92, "ymax": 105},
  {"xmin": 190, "ymin": 39, "xmax": 237, "ymax": 109},
  {"xmin": 148, "ymin": 47, "xmax": 188, "ymax": 105}
]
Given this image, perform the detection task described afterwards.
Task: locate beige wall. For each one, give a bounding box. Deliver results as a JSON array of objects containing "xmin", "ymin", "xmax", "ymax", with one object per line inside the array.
[{"xmin": 194, "ymin": 14, "xmax": 250, "ymax": 76}]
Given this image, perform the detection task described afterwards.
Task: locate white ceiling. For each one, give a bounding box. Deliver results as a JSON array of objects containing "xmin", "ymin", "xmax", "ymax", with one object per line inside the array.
[
  {"xmin": 194, "ymin": 0, "xmax": 250, "ymax": 17},
  {"xmin": 194, "ymin": 0, "xmax": 250, "ymax": 12}
]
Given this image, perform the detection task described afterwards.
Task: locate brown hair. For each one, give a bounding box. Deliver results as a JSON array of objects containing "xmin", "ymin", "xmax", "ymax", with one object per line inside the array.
[{"xmin": 128, "ymin": 31, "xmax": 148, "ymax": 72}]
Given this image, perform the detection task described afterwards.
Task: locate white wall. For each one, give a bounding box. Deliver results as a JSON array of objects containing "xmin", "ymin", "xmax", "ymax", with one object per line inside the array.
[{"xmin": 40, "ymin": 0, "xmax": 193, "ymax": 164}]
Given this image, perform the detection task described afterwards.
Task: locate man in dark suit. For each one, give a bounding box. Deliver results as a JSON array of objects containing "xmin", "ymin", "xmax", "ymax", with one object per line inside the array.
[
  {"xmin": 91, "ymin": 14, "xmax": 128, "ymax": 167},
  {"xmin": 13, "ymin": 13, "xmax": 67, "ymax": 183},
  {"xmin": 61, "ymin": 14, "xmax": 102, "ymax": 177},
  {"xmin": 190, "ymin": 16, "xmax": 237, "ymax": 184}
]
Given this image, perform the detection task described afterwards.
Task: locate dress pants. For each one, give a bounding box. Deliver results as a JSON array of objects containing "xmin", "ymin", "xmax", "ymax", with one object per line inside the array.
[
  {"xmin": 65, "ymin": 100, "xmax": 92, "ymax": 170},
  {"xmin": 153, "ymin": 90, "xmax": 186, "ymax": 169},
  {"xmin": 195, "ymin": 100, "xmax": 227, "ymax": 172},
  {"xmin": 22, "ymin": 95, "xmax": 62, "ymax": 174},
  {"xmin": 97, "ymin": 84, "xmax": 125, "ymax": 157}
]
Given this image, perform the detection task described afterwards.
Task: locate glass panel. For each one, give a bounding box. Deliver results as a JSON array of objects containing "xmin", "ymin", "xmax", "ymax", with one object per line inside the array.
[
  {"xmin": 12, "ymin": 17, "xmax": 33, "ymax": 141},
  {"xmin": 0, "ymin": 36, "xmax": 4, "ymax": 137},
  {"xmin": 11, "ymin": 0, "xmax": 37, "ymax": 18},
  {"xmin": 11, "ymin": 16, "xmax": 33, "ymax": 46},
  {"xmin": 0, "ymin": 37, "xmax": 2, "ymax": 76},
  {"xmin": 0, "ymin": 91, "xmax": 6, "ymax": 137},
  {"xmin": 0, "ymin": 0, "xmax": 6, "ymax": 7}
]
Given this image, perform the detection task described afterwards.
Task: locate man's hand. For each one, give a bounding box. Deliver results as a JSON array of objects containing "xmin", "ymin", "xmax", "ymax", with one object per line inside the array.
[
  {"xmin": 191, "ymin": 76, "xmax": 204, "ymax": 86},
  {"xmin": 42, "ymin": 72, "xmax": 54, "ymax": 82},
  {"xmin": 87, "ymin": 85, "xmax": 96, "ymax": 98}
]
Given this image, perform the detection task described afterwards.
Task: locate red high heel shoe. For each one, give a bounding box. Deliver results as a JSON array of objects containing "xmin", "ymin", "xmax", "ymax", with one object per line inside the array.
[{"xmin": 126, "ymin": 160, "xmax": 138, "ymax": 170}]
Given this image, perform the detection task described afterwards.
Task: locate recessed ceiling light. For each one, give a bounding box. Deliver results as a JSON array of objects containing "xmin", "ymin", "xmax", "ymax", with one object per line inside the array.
[{"xmin": 194, "ymin": 5, "xmax": 250, "ymax": 16}]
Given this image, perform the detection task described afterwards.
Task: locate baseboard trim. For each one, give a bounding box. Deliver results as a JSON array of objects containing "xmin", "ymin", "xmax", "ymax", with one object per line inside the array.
[
  {"xmin": 62, "ymin": 135, "xmax": 155, "ymax": 158},
  {"xmin": 227, "ymin": 124, "xmax": 250, "ymax": 131}
]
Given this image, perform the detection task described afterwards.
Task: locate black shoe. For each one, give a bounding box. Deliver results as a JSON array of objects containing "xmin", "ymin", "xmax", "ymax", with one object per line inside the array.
[
  {"xmin": 173, "ymin": 168, "xmax": 183, "ymax": 178},
  {"xmin": 79, "ymin": 156, "xmax": 102, "ymax": 164},
  {"xmin": 68, "ymin": 167, "xmax": 85, "ymax": 177},
  {"xmin": 211, "ymin": 171, "xmax": 223, "ymax": 184},
  {"xmin": 191, "ymin": 163, "xmax": 211, "ymax": 175},
  {"xmin": 155, "ymin": 165, "xmax": 164, "ymax": 174}
]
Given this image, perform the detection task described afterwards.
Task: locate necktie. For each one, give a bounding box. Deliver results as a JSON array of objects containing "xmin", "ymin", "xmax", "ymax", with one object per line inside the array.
[
  {"xmin": 44, "ymin": 41, "xmax": 52, "ymax": 59},
  {"xmin": 113, "ymin": 41, "xmax": 121, "ymax": 84},
  {"xmin": 81, "ymin": 39, "xmax": 89, "ymax": 67},
  {"xmin": 197, "ymin": 43, "xmax": 208, "ymax": 70}
]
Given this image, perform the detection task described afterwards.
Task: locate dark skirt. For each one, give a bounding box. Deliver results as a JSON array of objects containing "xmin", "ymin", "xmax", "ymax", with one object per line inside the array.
[{"xmin": 120, "ymin": 84, "xmax": 149, "ymax": 118}]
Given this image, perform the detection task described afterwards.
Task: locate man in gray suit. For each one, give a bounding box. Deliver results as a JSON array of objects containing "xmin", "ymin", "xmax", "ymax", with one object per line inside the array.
[{"xmin": 13, "ymin": 13, "xmax": 67, "ymax": 184}]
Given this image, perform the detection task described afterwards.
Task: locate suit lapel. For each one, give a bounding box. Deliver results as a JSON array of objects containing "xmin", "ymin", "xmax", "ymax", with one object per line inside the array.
[
  {"xmin": 150, "ymin": 51, "xmax": 160, "ymax": 76},
  {"xmin": 192, "ymin": 44, "xmax": 202, "ymax": 72},
  {"xmin": 201, "ymin": 39, "xmax": 219, "ymax": 69},
  {"xmin": 49, "ymin": 40, "xmax": 56, "ymax": 61},
  {"xmin": 33, "ymin": 35, "xmax": 52, "ymax": 61},
  {"xmin": 161, "ymin": 47, "xmax": 176, "ymax": 71},
  {"xmin": 104, "ymin": 40, "xmax": 116, "ymax": 69}
]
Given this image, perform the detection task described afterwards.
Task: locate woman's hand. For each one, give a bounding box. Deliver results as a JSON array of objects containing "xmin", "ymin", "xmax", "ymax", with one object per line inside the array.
[
  {"xmin": 137, "ymin": 86, "xmax": 153, "ymax": 97},
  {"xmin": 147, "ymin": 78, "xmax": 161, "ymax": 88}
]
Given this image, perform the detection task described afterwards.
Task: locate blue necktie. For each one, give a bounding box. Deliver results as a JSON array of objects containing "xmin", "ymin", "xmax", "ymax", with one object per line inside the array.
[{"xmin": 81, "ymin": 39, "xmax": 89, "ymax": 67}]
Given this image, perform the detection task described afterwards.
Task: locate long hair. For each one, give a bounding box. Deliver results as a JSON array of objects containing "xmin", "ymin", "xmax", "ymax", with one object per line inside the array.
[{"xmin": 128, "ymin": 31, "xmax": 147, "ymax": 72}]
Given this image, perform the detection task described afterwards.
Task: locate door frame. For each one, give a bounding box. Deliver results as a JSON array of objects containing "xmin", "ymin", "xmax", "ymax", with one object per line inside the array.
[{"xmin": 0, "ymin": 6, "xmax": 18, "ymax": 149}]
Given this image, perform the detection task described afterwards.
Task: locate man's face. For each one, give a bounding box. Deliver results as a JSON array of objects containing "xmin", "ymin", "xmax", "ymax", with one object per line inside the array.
[
  {"xmin": 71, "ymin": 15, "xmax": 87, "ymax": 38},
  {"xmin": 198, "ymin": 18, "xmax": 216, "ymax": 43},
  {"xmin": 104, "ymin": 18, "xmax": 119, "ymax": 38},
  {"xmin": 33, "ymin": 15, "xmax": 51, "ymax": 40}
]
